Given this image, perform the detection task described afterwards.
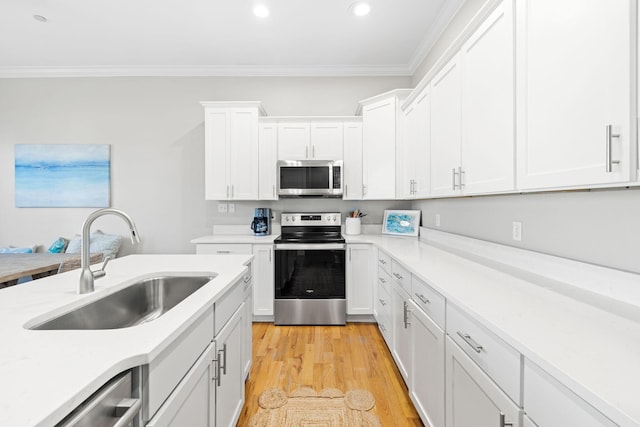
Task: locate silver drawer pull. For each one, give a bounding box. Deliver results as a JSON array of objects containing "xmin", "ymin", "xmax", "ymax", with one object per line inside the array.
[
  {"xmin": 379, "ymin": 259, "xmax": 387, "ymax": 265},
  {"xmin": 499, "ymin": 413, "xmax": 513, "ymax": 427},
  {"xmin": 378, "ymin": 298, "xmax": 386, "ymax": 306},
  {"xmin": 414, "ymin": 293, "xmax": 430, "ymax": 304},
  {"xmin": 393, "ymin": 272, "xmax": 403, "ymax": 280},
  {"xmin": 457, "ymin": 331, "xmax": 483, "ymax": 353},
  {"xmin": 113, "ymin": 398, "xmax": 142, "ymax": 427},
  {"xmin": 243, "ymin": 276, "xmax": 251, "ymax": 284},
  {"xmin": 379, "ymin": 277, "xmax": 386, "ymax": 283},
  {"xmin": 216, "ymin": 250, "xmax": 231, "ymax": 254}
]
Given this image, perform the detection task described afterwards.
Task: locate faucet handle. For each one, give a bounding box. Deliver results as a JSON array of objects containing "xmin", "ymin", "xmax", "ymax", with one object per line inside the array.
[{"xmin": 92, "ymin": 255, "xmax": 114, "ymax": 279}]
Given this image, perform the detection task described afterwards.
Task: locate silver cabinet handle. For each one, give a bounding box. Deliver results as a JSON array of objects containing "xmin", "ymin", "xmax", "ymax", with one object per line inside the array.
[
  {"xmin": 403, "ymin": 300, "xmax": 412, "ymax": 328},
  {"xmin": 243, "ymin": 275, "xmax": 251, "ymax": 284},
  {"xmin": 269, "ymin": 248, "xmax": 272, "ymax": 262},
  {"xmin": 231, "ymin": 185, "xmax": 234, "ymax": 198},
  {"xmin": 393, "ymin": 272, "xmax": 403, "ymax": 280},
  {"xmin": 216, "ymin": 250, "xmax": 231, "ymax": 254},
  {"xmin": 606, "ymin": 124, "xmax": 620, "ymax": 172},
  {"xmin": 378, "ymin": 298, "xmax": 386, "ymax": 306},
  {"xmin": 113, "ymin": 398, "xmax": 142, "ymax": 427},
  {"xmin": 414, "ymin": 293, "xmax": 430, "ymax": 304},
  {"xmin": 362, "ymin": 184, "xmax": 367, "ymax": 196},
  {"xmin": 452, "ymin": 168, "xmax": 458, "ymax": 190},
  {"xmin": 379, "ymin": 259, "xmax": 387, "ymax": 265},
  {"xmin": 379, "ymin": 277, "xmax": 386, "ymax": 284},
  {"xmin": 219, "ymin": 343, "xmax": 227, "ymax": 375},
  {"xmin": 212, "ymin": 356, "xmax": 221, "ymax": 387},
  {"xmin": 457, "ymin": 331, "xmax": 483, "ymax": 353},
  {"xmin": 499, "ymin": 413, "xmax": 514, "ymax": 427},
  {"xmin": 459, "ymin": 166, "xmax": 465, "ymax": 189}
]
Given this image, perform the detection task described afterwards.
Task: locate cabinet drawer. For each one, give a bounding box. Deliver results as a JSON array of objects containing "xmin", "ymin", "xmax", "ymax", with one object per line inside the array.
[
  {"xmin": 377, "ymin": 266, "xmax": 392, "ymax": 296},
  {"xmin": 215, "ymin": 273, "xmax": 249, "ymax": 335},
  {"xmin": 377, "ymin": 250, "xmax": 391, "ymax": 274},
  {"xmin": 375, "ymin": 281, "xmax": 391, "ymax": 312},
  {"xmin": 524, "ymin": 360, "xmax": 617, "ymax": 427},
  {"xmin": 447, "ymin": 304, "xmax": 521, "ymax": 404},
  {"xmin": 391, "ymin": 259, "xmax": 411, "ymax": 294},
  {"xmin": 195, "ymin": 244, "xmax": 253, "ymax": 255},
  {"xmin": 146, "ymin": 307, "xmax": 214, "ymax": 420},
  {"xmin": 411, "ymin": 275, "xmax": 445, "ymax": 330}
]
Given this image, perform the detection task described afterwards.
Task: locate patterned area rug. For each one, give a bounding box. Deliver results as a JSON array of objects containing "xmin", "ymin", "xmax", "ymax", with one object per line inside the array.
[{"xmin": 249, "ymin": 387, "xmax": 382, "ymax": 427}]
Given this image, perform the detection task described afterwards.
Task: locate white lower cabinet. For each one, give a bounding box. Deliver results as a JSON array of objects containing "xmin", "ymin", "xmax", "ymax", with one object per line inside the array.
[
  {"xmin": 409, "ymin": 300, "xmax": 445, "ymax": 427},
  {"xmin": 346, "ymin": 244, "xmax": 373, "ymax": 315},
  {"xmin": 445, "ymin": 336, "xmax": 521, "ymax": 427},
  {"xmin": 252, "ymin": 245, "xmax": 274, "ymax": 317},
  {"xmin": 214, "ymin": 303, "xmax": 245, "ymax": 427},
  {"xmin": 392, "ymin": 284, "xmax": 412, "ymax": 382},
  {"xmin": 523, "ymin": 359, "xmax": 617, "ymax": 427},
  {"xmin": 146, "ymin": 343, "xmax": 216, "ymax": 427}
]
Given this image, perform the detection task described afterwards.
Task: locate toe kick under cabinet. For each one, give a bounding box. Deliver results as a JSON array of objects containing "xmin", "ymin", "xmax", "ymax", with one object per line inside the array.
[{"xmin": 145, "ymin": 268, "xmax": 252, "ymax": 427}]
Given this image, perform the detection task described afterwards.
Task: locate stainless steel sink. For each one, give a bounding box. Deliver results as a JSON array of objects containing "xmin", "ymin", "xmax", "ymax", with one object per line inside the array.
[{"xmin": 30, "ymin": 275, "xmax": 216, "ymax": 330}]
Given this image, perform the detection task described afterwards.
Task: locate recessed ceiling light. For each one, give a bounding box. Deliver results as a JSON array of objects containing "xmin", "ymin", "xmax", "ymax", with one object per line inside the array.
[
  {"xmin": 33, "ymin": 14, "xmax": 48, "ymax": 23},
  {"xmin": 351, "ymin": 2, "xmax": 371, "ymax": 17},
  {"xmin": 253, "ymin": 5, "xmax": 269, "ymax": 18}
]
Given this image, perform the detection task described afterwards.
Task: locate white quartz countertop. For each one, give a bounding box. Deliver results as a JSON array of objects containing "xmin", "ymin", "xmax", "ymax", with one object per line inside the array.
[
  {"xmin": 0, "ymin": 254, "xmax": 252, "ymax": 427},
  {"xmin": 344, "ymin": 232, "xmax": 640, "ymax": 426}
]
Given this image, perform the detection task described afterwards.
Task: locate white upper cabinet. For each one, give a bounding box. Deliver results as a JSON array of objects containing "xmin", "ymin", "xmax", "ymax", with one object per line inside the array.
[
  {"xmin": 516, "ymin": 0, "xmax": 634, "ymax": 189},
  {"xmin": 430, "ymin": 55, "xmax": 462, "ymax": 197},
  {"xmin": 277, "ymin": 122, "xmax": 311, "ymax": 160},
  {"xmin": 343, "ymin": 122, "xmax": 364, "ymax": 200},
  {"xmin": 460, "ymin": 0, "xmax": 514, "ymax": 194},
  {"xmin": 360, "ymin": 90, "xmax": 411, "ymax": 200},
  {"xmin": 310, "ymin": 122, "xmax": 344, "ymax": 160},
  {"xmin": 277, "ymin": 120, "xmax": 344, "ymax": 160},
  {"xmin": 431, "ymin": 0, "xmax": 515, "ymax": 197},
  {"xmin": 258, "ymin": 122, "xmax": 278, "ymax": 200},
  {"xmin": 203, "ymin": 102, "xmax": 264, "ymax": 201},
  {"xmin": 399, "ymin": 86, "xmax": 431, "ymax": 199}
]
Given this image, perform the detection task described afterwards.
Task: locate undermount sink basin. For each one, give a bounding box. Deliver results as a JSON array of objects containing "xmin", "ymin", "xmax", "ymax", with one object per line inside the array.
[{"xmin": 29, "ymin": 275, "xmax": 216, "ymax": 330}]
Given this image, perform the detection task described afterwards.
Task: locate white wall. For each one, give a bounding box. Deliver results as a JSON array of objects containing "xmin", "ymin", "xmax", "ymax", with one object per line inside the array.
[{"xmin": 0, "ymin": 76, "xmax": 410, "ymax": 255}]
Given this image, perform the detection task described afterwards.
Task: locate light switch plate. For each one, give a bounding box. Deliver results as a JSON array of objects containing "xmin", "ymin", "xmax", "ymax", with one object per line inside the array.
[
  {"xmin": 435, "ymin": 214, "xmax": 441, "ymax": 227},
  {"xmin": 512, "ymin": 221, "xmax": 522, "ymax": 241},
  {"xmin": 218, "ymin": 203, "xmax": 228, "ymax": 213},
  {"xmin": 228, "ymin": 203, "xmax": 235, "ymax": 213}
]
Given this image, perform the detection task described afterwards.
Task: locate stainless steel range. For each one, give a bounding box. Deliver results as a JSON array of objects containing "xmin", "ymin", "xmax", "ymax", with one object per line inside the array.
[{"xmin": 274, "ymin": 212, "xmax": 346, "ymax": 325}]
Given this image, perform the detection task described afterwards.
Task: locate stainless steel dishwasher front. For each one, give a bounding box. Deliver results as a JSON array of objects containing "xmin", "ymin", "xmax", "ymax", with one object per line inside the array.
[{"xmin": 56, "ymin": 369, "xmax": 141, "ymax": 427}]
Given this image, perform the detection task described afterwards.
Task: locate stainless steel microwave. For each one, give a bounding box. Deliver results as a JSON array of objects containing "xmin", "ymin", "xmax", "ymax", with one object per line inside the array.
[{"xmin": 277, "ymin": 160, "xmax": 343, "ymax": 197}]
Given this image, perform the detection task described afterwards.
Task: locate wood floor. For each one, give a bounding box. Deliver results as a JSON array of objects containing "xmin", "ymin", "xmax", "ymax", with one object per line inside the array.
[{"xmin": 237, "ymin": 322, "xmax": 424, "ymax": 426}]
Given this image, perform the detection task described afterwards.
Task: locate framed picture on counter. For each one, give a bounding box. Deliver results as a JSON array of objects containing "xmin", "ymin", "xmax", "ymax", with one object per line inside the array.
[{"xmin": 382, "ymin": 210, "xmax": 421, "ymax": 236}]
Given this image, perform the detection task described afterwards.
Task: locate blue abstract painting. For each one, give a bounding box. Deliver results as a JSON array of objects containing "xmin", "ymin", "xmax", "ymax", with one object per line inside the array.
[
  {"xmin": 15, "ymin": 144, "xmax": 110, "ymax": 208},
  {"xmin": 382, "ymin": 210, "xmax": 420, "ymax": 236}
]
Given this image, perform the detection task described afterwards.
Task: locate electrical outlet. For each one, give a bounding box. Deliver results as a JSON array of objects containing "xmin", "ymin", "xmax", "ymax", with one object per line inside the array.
[
  {"xmin": 512, "ymin": 221, "xmax": 522, "ymax": 241},
  {"xmin": 435, "ymin": 214, "xmax": 441, "ymax": 227},
  {"xmin": 218, "ymin": 203, "xmax": 227, "ymax": 214},
  {"xmin": 228, "ymin": 203, "xmax": 235, "ymax": 214}
]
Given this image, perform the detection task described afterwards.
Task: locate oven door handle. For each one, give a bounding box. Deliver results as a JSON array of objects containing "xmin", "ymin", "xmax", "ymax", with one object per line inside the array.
[{"xmin": 274, "ymin": 243, "xmax": 346, "ymax": 250}]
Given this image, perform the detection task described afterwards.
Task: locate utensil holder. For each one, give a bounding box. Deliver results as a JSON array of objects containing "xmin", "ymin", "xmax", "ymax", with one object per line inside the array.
[{"xmin": 345, "ymin": 217, "xmax": 361, "ymax": 235}]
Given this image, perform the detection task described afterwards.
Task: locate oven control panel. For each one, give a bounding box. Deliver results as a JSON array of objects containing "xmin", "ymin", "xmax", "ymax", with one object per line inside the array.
[{"xmin": 281, "ymin": 212, "xmax": 341, "ymax": 226}]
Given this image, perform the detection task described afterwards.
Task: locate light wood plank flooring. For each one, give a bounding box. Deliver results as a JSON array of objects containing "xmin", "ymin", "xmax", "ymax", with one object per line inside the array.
[{"xmin": 237, "ymin": 322, "xmax": 424, "ymax": 426}]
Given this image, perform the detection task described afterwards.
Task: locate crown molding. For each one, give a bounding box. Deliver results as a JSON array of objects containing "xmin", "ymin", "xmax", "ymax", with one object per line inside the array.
[{"xmin": 0, "ymin": 64, "xmax": 414, "ymax": 78}]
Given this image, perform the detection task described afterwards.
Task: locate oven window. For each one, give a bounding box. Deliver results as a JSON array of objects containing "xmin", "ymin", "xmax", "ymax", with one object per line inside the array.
[
  {"xmin": 280, "ymin": 167, "xmax": 329, "ymax": 189},
  {"xmin": 275, "ymin": 249, "xmax": 345, "ymax": 298}
]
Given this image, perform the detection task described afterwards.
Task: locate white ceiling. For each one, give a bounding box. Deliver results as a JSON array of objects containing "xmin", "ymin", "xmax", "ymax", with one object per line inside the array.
[{"xmin": 0, "ymin": 0, "xmax": 464, "ymax": 78}]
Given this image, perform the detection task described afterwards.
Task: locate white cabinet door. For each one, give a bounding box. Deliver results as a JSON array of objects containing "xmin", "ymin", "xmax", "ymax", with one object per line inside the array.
[
  {"xmin": 430, "ymin": 55, "xmax": 462, "ymax": 197},
  {"xmin": 409, "ymin": 300, "xmax": 445, "ymax": 427},
  {"xmin": 204, "ymin": 110, "xmax": 229, "ymax": 200},
  {"xmin": 516, "ymin": 0, "xmax": 633, "ymax": 189},
  {"xmin": 277, "ymin": 123, "xmax": 311, "ymax": 160},
  {"xmin": 460, "ymin": 0, "xmax": 515, "ymax": 194},
  {"xmin": 346, "ymin": 244, "xmax": 372, "ymax": 315},
  {"xmin": 258, "ymin": 123, "xmax": 278, "ymax": 200},
  {"xmin": 392, "ymin": 285, "xmax": 412, "ymax": 382},
  {"xmin": 146, "ymin": 343, "xmax": 215, "ymax": 427},
  {"xmin": 242, "ymin": 280, "xmax": 253, "ymax": 380},
  {"xmin": 203, "ymin": 106, "xmax": 260, "ymax": 201},
  {"xmin": 343, "ymin": 122, "xmax": 363, "ymax": 200},
  {"xmin": 311, "ymin": 122, "xmax": 344, "ymax": 160},
  {"xmin": 362, "ymin": 98, "xmax": 397, "ymax": 199},
  {"xmin": 252, "ymin": 245, "xmax": 274, "ymax": 317},
  {"xmin": 445, "ymin": 337, "xmax": 520, "ymax": 427},
  {"xmin": 401, "ymin": 87, "xmax": 431, "ymax": 199},
  {"xmin": 214, "ymin": 304, "xmax": 245, "ymax": 427}
]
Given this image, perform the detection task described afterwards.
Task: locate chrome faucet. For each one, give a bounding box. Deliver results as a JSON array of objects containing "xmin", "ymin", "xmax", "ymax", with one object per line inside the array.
[{"xmin": 79, "ymin": 208, "xmax": 141, "ymax": 294}]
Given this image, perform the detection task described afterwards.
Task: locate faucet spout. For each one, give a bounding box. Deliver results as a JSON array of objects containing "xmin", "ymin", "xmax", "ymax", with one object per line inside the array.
[{"xmin": 79, "ymin": 208, "xmax": 141, "ymax": 294}]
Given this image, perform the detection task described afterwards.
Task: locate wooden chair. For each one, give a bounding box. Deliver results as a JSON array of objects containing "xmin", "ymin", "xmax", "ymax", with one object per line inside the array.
[{"xmin": 57, "ymin": 253, "xmax": 104, "ymax": 274}]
